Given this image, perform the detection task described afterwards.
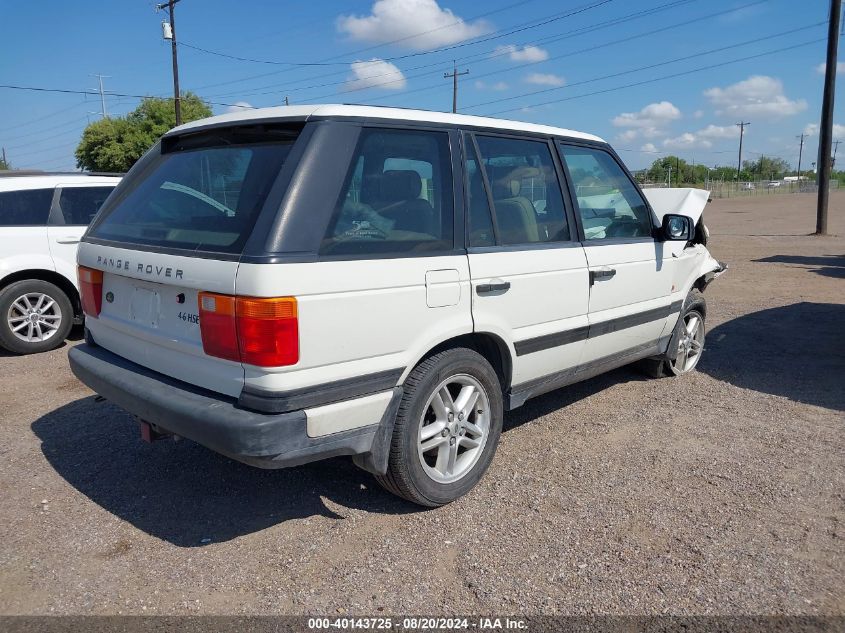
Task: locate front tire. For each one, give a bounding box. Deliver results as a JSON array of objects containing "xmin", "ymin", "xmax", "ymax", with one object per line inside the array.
[
  {"xmin": 375, "ymin": 348, "xmax": 503, "ymax": 507},
  {"xmin": 0, "ymin": 280, "xmax": 73, "ymax": 354},
  {"xmin": 639, "ymin": 290, "xmax": 706, "ymax": 378}
]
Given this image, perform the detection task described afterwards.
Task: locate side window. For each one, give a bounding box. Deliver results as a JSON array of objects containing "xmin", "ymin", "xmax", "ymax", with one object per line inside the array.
[
  {"xmin": 474, "ymin": 135, "xmax": 569, "ymax": 246},
  {"xmin": 558, "ymin": 145, "xmax": 654, "ymax": 240},
  {"xmin": 321, "ymin": 128, "xmax": 454, "ymax": 256},
  {"xmin": 57, "ymin": 186, "xmax": 114, "ymax": 225},
  {"xmin": 0, "ymin": 188, "xmax": 53, "ymax": 226}
]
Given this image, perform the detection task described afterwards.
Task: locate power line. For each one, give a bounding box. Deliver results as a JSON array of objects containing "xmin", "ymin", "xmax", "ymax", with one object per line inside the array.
[
  {"xmin": 465, "ymin": 22, "xmax": 825, "ymax": 112},
  {"xmin": 0, "ymin": 84, "xmax": 253, "ymax": 110},
  {"xmin": 482, "ymin": 37, "xmax": 825, "ymax": 116},
  {"xmin": 340, "ymin": 0, "xmax": 763, "ymax": 106}
]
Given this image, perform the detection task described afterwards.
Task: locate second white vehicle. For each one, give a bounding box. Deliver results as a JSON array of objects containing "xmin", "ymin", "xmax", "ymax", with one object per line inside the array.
[
  {"xmin": 69, "ymin": 105, "xmax": 724, "ymax": 506},
  {"xmin": 0, "ymin": 172, "xmax": 121, "ymax": 354}
]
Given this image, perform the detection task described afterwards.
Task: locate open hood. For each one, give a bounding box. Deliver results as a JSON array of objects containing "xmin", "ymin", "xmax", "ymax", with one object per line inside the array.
[{"xmin": 642, "ymin": 187, "xmax": 710, "ymax": 224}]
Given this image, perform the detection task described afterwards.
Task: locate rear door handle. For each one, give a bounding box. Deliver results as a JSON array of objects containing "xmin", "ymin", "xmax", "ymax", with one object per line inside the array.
[
  {"xmin": 476, "ymin": 281, "xmax": 511, "ymax": 295},
  {"xmin": 589, "ymin": 268, "xmax": 616, "ymax": 285}
]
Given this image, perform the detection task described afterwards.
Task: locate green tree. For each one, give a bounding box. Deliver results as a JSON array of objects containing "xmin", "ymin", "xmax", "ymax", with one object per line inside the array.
[
  {"xmin": 0, "ymin": 156, "xmax": 10, "ymax": 170},
  {"xmin": 75, "ymin": 93, "xmax": 211, "ymax": 172},
  {"xmin": 741, "ymin": 156, "xmax": 790, "ymax": 180}
]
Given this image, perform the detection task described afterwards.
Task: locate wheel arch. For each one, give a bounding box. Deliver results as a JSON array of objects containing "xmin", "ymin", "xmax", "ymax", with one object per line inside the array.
[
  {"xmin": 0, "ymin": 269, "xmax": 82, "ymax": 320},
  {"xmin": 405, "ymin": 332, "xmax": 513, "ymax": 394}
]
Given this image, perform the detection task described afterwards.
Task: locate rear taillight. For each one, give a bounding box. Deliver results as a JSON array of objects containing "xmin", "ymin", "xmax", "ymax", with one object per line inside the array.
[
  {"xmin": 78, "ymin": 266, "xmax": 103, "ymax": 317},
  {"xmin": 198, "ymin": 293, "xmax": 298, "ymax": 367}
]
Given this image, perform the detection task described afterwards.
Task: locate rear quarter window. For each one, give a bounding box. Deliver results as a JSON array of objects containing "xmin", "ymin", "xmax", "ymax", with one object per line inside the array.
[
  {"xmin": 57, "ymin": 186, "xmax": 115, "ymax": 225},
  {"xmin": 89, "ymin": 126, "xmax": 299, "ymax": 254},
  {"xmin": 0, "ymin": 188, "xmax": 54, "ymax": 226}
]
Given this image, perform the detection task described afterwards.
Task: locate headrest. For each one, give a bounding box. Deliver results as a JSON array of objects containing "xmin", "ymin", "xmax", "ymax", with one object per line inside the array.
[
  {"xmin": 381, "ymin": 170, "xmax": 422, "ymax": 203},
  {"xmin": 486, "ymin": 165, "xmax": 522, "ymax": 199}
]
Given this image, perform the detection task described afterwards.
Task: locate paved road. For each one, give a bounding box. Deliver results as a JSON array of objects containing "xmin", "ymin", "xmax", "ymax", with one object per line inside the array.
[{"xmin": 0, "ymin": 192, "xmax": 843, "ymax": 615}]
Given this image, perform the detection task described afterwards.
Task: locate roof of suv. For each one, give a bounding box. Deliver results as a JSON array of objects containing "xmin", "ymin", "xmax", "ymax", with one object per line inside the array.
[
  {"xmin": 167, "ymin": 104, "xmax": 606, "ymax": 143},
  {"xmin": 0, "ymin": 172, "xmax": 122, "ymax": 192}
]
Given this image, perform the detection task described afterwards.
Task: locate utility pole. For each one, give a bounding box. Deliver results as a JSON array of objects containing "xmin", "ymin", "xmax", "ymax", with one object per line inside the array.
[
  {"xmin": 1, "ymin": 147, "xmax": 6, "ymax": 168},
  {"xmin": 90, "ymin": 74, "xmax": 110, "ymax": 118},
  {"xmin": 157, "ymin": 0, "xmax": 182, "ymax": 126},
  {"xmin": 816, "ymin": 0, "xmax": 841, "ymax": 235},
  {"xmin": 284, "ymin": 96, "xmax": 289, "ymax": 106},
  {"xmin": 736, "ymin": 121, "xmax": 750, "ymax": 182},
  {"xmin": 444, "ymin": 61, "xmax": 469, "ymax": 114},
  {"xmin": 833, "ymin": 139, "xmax": 841, "ymax": 168},
  {"xmin": 667, "ymin": 165, "xmax": 672, "ymax": 188},
  {"xmin": 796, "ymin": 133, "xmax": 805, "ymax": 187}
]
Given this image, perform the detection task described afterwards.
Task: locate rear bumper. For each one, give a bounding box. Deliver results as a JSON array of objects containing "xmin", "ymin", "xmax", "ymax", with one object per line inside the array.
[{"xmin": 68, "ymin": 343, "xmax": 401, "ymax": 470}]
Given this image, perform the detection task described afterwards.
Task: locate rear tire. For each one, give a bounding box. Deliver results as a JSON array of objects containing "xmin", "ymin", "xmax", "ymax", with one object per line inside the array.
[
  {"xmin": 0, "ymin": 280, "xmax": 73, "ymax": 354},
  {"xmin": 375, "ymin": 348, "xmax": 503, "ymax": 507}
]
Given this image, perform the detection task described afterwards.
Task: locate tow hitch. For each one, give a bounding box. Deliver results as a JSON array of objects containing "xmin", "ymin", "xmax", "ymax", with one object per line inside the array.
[{"xmin": 138, "ymin": 418, "xmax": 180, "ymax": 443}]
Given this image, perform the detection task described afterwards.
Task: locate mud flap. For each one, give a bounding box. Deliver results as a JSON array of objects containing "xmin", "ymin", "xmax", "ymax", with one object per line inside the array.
[{"xmin": 352, "ymin": 387, "xmax": 404, "ymax": 475}]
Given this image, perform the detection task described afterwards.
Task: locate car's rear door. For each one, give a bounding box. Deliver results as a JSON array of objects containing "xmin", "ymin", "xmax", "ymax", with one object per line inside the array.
[
  {"xmin": 557, "ymin": 142, "xmax": 675, "ymax": 367},
  {"xmin": 0, "ymin": 186, "xmax": 54, "ymax": 277},
  {"xmin": 465, "ymin": 132, "xmax": 589, "ymax": 397}
]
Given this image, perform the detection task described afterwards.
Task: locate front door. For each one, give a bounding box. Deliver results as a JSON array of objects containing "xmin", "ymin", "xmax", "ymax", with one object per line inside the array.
[
  {"xmin": 465, "ymin": 133, "xmax": 590, "ymax": 392},
  {"xmin": 557, "ymin": 143, "xmax": 674, "ymax": 367}
]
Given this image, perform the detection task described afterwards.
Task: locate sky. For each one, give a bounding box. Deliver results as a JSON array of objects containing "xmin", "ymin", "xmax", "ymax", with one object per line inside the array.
[{"xmin": 1, "ymin": 0, "xmax": 842, "ymax": 173}]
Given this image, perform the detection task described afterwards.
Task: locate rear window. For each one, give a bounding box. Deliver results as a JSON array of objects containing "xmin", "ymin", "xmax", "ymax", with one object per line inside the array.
[
  {"xmin": 57, "ymin": 186, "xmax": 114, "ymax": 225},
  {"xmin": 0, "ymin": 188, "xmax": 53, "ymax": 226},
  {"xmin": 89, "ymin": 126, "xmax": 298, "ymax": 254}
]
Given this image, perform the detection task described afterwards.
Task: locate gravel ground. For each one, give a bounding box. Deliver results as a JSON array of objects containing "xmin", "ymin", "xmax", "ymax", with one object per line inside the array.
[{"xmin": 0, "ymin": 192, "xmax": 842, "ymax": 616}]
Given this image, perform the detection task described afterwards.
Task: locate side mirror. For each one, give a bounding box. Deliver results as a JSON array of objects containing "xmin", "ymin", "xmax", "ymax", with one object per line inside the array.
[{"xmin": 661, "ymin": 214, "xmax": 693, "ymax": 241}]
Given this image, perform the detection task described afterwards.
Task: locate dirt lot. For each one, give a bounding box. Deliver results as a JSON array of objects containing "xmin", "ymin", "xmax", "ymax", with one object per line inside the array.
[{"xmin": 0, "ymin": 192, "xmax": 842, "ymax": 616}]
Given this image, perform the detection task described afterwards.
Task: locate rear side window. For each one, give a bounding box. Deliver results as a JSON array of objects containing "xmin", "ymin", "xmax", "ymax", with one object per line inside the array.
[
  {"xmin": 90, "ymin": 126, "xmax": 298, "ymax": 253},
  {"xmin": 57, "ymin": 186, "xmax": 114, "ymax": 225},
  {"xmin": 0, "ymin": 188, "xmax": 53, "ymax": 226},
  {"xmin": 320, "ymin": 128, "xmax": 454, "ymax": 256},
  {"xmin": 558, "ymin": 144, "xmax": 653, "ymax": 240},
  {"xmin": 474, "ymin": 135, "xmax": 569, "ymax": 246}
]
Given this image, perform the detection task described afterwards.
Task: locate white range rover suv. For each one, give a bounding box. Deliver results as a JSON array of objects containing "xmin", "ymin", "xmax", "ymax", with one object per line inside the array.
[
  {"xmin": 0, "ymin": 172, "xmax": 121, "ymax": 354},
  {"xmin": 68, "ymin": 105, "xmax": 724, "ymax": 506}
]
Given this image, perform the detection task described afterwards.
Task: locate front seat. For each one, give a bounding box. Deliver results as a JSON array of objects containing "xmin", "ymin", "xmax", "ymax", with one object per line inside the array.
[
  {"xmin": 487, "ymin": 166, "xmax": 539, "ymax": 244},
  {"xmin": 375, "ymin": 170, "xmax": 435, "ymax": 235}
]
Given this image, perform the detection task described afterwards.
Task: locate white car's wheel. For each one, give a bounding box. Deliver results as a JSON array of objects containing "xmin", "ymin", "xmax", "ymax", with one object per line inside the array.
[
  {"xmin": 375, "ymin": 348, "xmax": 503, "ymax": 507},
  {"xmin": 0, "ymin": 280, "xmax": 74, "ymax": 355}
]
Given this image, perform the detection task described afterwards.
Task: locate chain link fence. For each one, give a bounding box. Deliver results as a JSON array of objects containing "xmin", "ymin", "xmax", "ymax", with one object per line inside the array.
[{"xmin": 640, "ymin": 180, "xmax": 840, "ymax": 198}]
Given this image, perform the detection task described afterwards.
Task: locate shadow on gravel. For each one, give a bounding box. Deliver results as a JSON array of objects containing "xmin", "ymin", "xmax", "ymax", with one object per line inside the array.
[
  {"xmin": 31, "ymin": 397, "xmax": 415, "ymax": 547},
  {"xmin": 699, "ymin": 302, "xmax": 845, "ymax": 411},
  {"xmin": 755, "ymin": 254, "xmax": 845, "ymax": 279}
]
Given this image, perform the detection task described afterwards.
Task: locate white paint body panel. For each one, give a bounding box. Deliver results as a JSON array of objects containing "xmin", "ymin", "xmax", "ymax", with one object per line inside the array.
[
  {"xmin": 468, "ymin": 246, "xmax": 590, "ymax": 385},
  {"xmin": 236, "ymin": 255, "xmax": 473, "ymax": 393},
  {"xmin": 642, "ymin": 188, "xmax": 710, "ymax": 224}
]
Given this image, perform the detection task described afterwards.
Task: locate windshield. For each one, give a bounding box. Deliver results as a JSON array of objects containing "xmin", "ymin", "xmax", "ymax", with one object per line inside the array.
[{"xmin": 89, "ymin": 126, "xmax": 299, "ymax": 254}]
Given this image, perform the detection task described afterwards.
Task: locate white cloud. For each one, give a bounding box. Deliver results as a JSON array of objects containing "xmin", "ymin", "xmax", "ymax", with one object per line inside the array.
[
  {"xmin": 640, "ymin": 143, "xmax": 658, "ymax": 153},
  {"xmin": 815, "ymin": 61, "xmax": 845, "ymax": 75},
  {"xmin": 693, "ymin": 110, "xmax": 704, "ymax": 119},
  {"xmin": 337, "ymin": 0, "xmax": 489, "ymax": 51},
  {"xmin": 803, "ymin": 122, "xmax": 845, "ymax": 137},
  {"xmin": 704, "ymin": 75, "xmax": 807, "ymax": 120},
  {"xmin": 495, "ymin": 44, "xmax": 549, "ymax": 62},
  {"xmin": 475, "ymin": 80, "xmax": 509, "ymax": 91},
  {"xmin": 344, "ymin": 58, "xmax": 407, "ymax": 91},
  {"xmin": 662, "ymin": 133, "xmax": 713, "ymax": 150},
  {"xmin": 697, "ymin": 124, "xmax": 737, "ymax": 139},
  {"xmin": 224, "ymin": 101, "xmax": 253, "ymax": 113},
  {"xmin": 611, "ymin": 101, "xmax": 680, "ymax": 142},
  {"xmin": 612, "ymin": 101, "xmax": 681, "ymax": 128},
  {"xmin": 524, "ymin": 72, "xmax": 565, "ymax": 87}
]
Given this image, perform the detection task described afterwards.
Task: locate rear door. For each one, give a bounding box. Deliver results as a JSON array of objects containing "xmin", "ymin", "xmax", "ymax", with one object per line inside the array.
[
  {"xmin": 48, "ymin": 183, "xmax": 116, "ymax": 289},
  {"xmin": 557, "ymin": 143, "xmax": 673, "ymax": 366},
  {"xmin": 465, "ymin": 132, "xmax": 589, "ymax": 389}
]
